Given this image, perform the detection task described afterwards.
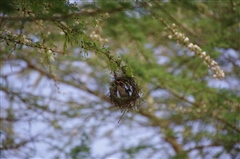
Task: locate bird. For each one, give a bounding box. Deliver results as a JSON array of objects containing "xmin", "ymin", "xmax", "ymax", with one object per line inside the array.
[{"xmin": 116, "ymin": 80, "xmax": 131, "ymax": 98}]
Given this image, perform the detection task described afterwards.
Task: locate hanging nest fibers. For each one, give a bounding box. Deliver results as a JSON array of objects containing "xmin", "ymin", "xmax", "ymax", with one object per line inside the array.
[{"xmin": 109, "ymin": 75, "xmax": 141, "ymax": 112}]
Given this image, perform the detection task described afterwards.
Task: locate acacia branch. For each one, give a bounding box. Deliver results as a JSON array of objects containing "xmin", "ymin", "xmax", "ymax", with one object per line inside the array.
[
  {"xmin": 0, "ymin": 33, "xmax": 64, "ymax": 54},
  {"xmin": 24, "ymin": 59, "xmax": 109, "ymax": 102},
  {"xmin": 0, "ymin": 6, "xmax": 135, "ymax": 22},
  {"xmin": 138, "ymin": 109, "xmax": 187, "ymax": 157}
]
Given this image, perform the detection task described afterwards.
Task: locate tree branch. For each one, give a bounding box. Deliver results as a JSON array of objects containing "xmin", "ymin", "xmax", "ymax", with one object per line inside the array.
[{"xmin": 0, "ymin": 6, "xmax": 135, "ymax": 22}]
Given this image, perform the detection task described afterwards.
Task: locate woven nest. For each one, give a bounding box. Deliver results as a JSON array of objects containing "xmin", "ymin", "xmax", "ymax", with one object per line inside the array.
[{"xmin": 109, "ymin": 76, "xmax": 141, "ymax": 110}]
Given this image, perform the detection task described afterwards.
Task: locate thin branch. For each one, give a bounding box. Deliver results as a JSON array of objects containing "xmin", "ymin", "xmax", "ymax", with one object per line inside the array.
[
  {"xmin": 214, "ymin": 115, "xmax": 240, "ymax": 133},
  {"xmin": 138, "ymin": 108, "xmax": 187, "ymax": 156},
  {"xmin": 24, "ymin": 59, "xmax": 109, "ymax": 102},
  {"xmin": 185, "ymin": 144, "xmax": 218, "ymax": 152},
  {"xmin": 0, "ymin": 7, "xmax": 135, "ymax": 22},
  {"xmin": 0, "ymin": 33, "xmax": 64, "ymax": 54},
  {"xmin": 150, "ymin": 1, "xmax": 205, "ymax": 45}
]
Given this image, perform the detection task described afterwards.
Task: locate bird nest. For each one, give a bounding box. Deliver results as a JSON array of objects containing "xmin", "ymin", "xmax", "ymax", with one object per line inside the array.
[{"xmin": 109, "ymin": 76, "xmax": 141, "ymax": 111}]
